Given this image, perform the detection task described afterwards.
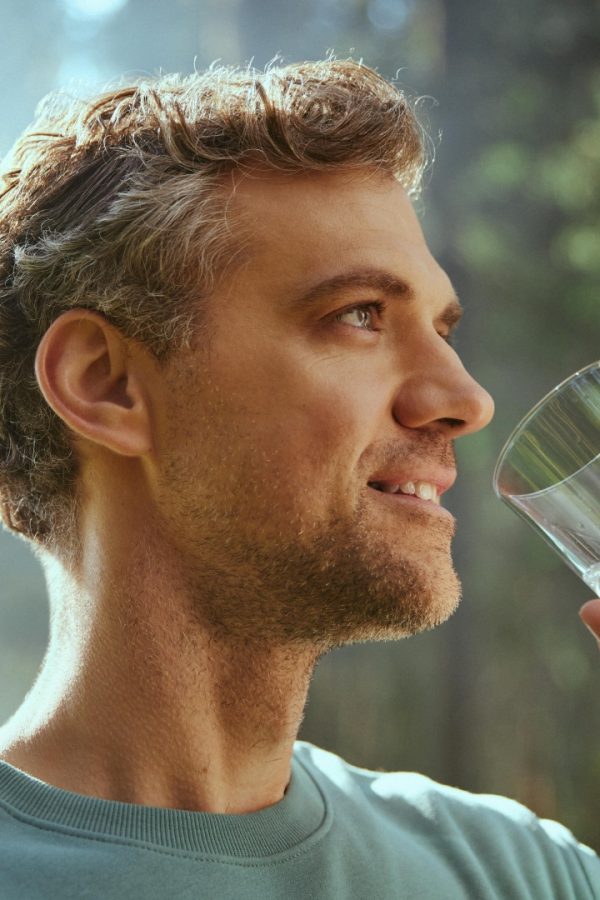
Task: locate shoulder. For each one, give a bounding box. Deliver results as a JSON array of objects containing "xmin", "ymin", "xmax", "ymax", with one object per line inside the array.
[
  {"xmin": 293, "ymin": 740, "xmax": 579, "ymax": 837},
  {"xmin": 293, "ymin": 741, "xmax": 600, "ymax": 894},
  {"xmin": 294, "ymin": 740, "xmax": 553, "ymax": 824},
  {"xmin": 294, "ymin": 739, "xmax": 541, "ymax": 824}
]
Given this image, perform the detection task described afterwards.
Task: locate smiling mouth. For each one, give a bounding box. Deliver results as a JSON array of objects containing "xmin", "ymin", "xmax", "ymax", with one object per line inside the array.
[
  {"xmin": 368, "ymin": 480, "xmax": 440, "ymax": 504},
  {"xmin": 366, "ymin": 481, "xmax": 456, "ymax": 522}
]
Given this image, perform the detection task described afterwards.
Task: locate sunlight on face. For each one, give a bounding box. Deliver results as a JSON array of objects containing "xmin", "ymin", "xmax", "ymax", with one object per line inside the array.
[{"xmin": 155, "ymin": 170, "xmax": 494, "ymax": 648}]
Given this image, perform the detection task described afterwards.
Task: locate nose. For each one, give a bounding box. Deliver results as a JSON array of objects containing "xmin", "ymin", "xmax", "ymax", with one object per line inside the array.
[{"xmin": 391, "ymin": 342, "xmax": 495, "ymax": 438}]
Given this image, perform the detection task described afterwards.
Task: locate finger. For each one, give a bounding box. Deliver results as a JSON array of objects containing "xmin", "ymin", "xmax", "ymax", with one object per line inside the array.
[{"xmin": 579, "ymin": 599, "xmax": 600, "ymax": 644}]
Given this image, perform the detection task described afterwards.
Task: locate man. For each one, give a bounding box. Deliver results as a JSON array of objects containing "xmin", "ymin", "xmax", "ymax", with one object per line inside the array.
[{"xmin": 0, "ymin": 58, "xmax": 598, "ymax": 898}]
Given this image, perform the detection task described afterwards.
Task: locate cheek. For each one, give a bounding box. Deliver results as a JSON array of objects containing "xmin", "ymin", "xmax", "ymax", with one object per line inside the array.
[
  {"xmin": 198, "ymin": 327, "xmax": 392, "ymax": 501},
  {"xmin": 236, "ymin": 359, "xmax": 386, "ymax": 493}
]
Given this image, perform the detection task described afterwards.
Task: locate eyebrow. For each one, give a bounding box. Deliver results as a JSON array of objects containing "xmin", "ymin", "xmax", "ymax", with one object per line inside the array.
[{"xmin": 288, "ymin": 267, "xmax": 464, "ymax": 331}]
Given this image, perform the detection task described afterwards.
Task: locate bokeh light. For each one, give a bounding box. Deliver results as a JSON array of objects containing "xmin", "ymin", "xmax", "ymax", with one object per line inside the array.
[{"xmin": 60, "ymin": 0, "xmax": 129, "ymax": 19}]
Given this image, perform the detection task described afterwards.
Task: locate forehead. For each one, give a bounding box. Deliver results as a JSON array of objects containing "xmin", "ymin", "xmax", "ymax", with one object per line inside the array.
[{"xmin": 226, "ymin": 169, "xmax": 450, "ymax": 296}]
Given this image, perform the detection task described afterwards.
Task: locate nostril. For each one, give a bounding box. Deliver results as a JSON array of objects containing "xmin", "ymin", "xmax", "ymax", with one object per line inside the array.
[{"xmin": 439, "ymin": 418, "xmax": 465, "ymax": 429}]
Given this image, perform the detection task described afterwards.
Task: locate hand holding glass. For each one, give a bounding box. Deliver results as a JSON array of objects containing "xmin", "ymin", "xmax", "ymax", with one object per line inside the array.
[{"xmin": 493, "ymin": 361, "xmax": 600, "ymax": 594}]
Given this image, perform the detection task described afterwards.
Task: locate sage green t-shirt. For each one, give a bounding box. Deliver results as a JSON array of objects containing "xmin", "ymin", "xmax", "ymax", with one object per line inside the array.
[{"xmin": 0, "ymin": 741, "xmax": 598, "ymax": 898}]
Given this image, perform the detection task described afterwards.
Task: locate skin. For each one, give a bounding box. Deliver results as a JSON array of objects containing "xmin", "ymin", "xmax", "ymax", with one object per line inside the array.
[
  {"xmin": 0, "ymin": 169, "xmax": 500, "ymax": 814},
  {"xmin": 580, "ymin": 601, "xmax": 600, "ymax": 648}
]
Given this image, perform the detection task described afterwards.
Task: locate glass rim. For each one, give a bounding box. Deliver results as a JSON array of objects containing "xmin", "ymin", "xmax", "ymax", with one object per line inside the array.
[{"xmin": 493, "ymin": 358, "xmax": 600, "ymax": 499}]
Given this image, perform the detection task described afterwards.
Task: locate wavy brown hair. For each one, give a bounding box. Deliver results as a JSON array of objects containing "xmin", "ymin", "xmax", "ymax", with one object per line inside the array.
[{"xmin": 0, "ymin": 58, "xmax": 427, "ymax": 551}]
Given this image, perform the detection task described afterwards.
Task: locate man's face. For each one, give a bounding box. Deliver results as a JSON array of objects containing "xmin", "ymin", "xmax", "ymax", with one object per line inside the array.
[{"xmin": 157, "ymin": 170, "xmax": 494, "ymax": 649}]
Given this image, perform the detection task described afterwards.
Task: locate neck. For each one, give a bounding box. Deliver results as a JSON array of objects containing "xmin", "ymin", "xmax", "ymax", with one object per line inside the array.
[{"xmin": 0, "ymin": 540, "xmax": 319, "ymax": 814}]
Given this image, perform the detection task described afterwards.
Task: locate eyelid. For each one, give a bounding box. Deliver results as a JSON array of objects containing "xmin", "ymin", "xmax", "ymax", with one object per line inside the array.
[
  {"xmin": 441, "ymin": 331, "xmax": 457, "ymax": 347},
  {"xmin": 332, "ymin": 300, "xmax": 461, "ymax": 343}
]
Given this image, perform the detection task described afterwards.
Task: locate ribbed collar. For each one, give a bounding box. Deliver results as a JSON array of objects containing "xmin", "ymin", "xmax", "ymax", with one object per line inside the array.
[{"xmin": 0, "ymin": 743, "xmax": 329, "ymax": 860}]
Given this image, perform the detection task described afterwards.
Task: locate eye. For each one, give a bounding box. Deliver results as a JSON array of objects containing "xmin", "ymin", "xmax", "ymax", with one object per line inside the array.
[
  {"xmin": 335, "ymin": 301, "xmax": 385, "ymax": 331},
  {"xmin": 438, "ymin": 331, "xmax": 457, "ymax": 347}
]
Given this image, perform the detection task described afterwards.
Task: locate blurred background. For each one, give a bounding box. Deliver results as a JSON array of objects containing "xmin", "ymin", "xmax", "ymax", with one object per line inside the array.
[{"xmin": 1, "ymin": 0, "xmax": 600, "ymax": 848}]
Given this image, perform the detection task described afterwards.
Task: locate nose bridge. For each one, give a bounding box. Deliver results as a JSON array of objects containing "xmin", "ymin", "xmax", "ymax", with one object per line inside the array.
[{"xmin": 393, "ymin": 337, "xmax": 495, "ymax": 436}]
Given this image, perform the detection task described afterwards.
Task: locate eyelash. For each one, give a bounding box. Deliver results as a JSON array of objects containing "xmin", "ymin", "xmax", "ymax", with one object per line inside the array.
[{"xmin": 334, "ymin": 301, "xmax": 457, "ymax": 345}]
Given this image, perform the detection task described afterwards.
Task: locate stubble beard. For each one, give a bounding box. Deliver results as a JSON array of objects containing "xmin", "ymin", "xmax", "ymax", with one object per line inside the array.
[
  {"xmin": 163, "ymin": 473, "xmax": 461, "ymax": 652},
  {"xmin": 159, "ymin": 368, "xmax": 461, "ymax": 652}
]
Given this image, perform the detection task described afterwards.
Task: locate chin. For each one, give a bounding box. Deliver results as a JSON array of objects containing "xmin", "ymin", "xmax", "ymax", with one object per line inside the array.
[
  {"xmin": 304, "ymin": 556, "xmax": 463, "ymax": 651},
  {"xmin": 353, "ymin": 580, "xmax": 461, "ymax": 645}
]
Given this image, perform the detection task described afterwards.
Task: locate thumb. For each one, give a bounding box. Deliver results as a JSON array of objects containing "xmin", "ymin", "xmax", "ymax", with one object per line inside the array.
[{"xmin": 579, "ymin": 599, "xmax": 600, "ymax": 646}]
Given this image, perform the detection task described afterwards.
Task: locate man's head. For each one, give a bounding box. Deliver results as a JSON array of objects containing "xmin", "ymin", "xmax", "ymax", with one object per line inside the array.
[
  {"xmin": 143, "ymin": 169, "xmax": 494, "ymax": 649},
  {"xmin": 0, "ymin": 59, "xmax": 426, "ymax": 550},
  {"xmin": 0, "ymin": 59, "xmax": 493, "ymax": 647}
]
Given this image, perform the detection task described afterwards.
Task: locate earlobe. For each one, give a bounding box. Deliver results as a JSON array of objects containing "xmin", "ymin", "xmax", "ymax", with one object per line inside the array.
[{"xmin": 35, "ymin": 310, "xmax": 154, "ymax": 457}]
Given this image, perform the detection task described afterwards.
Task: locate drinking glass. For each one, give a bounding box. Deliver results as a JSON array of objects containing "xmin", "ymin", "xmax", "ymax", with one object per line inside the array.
[{"xmin": 493, "ymin": 361, "xmax": 600, "ymax": 594}]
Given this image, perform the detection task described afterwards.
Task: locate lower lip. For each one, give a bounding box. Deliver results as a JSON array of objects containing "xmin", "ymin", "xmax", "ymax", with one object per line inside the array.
[{"xmin": 368, "ymin": 487, "xmax": 455, "ymax": 520}]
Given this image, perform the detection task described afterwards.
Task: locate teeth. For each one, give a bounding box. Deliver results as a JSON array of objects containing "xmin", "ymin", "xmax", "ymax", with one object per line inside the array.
[
  {"xmin": 401, "ymin": 481, "xmax": 439, "ymax": 502},
  {"xmin": 370, "ymin": 480, "xmax": 439, "ymax": 502},
  {"xmin": 415, "ymin": 482, "xmax": 437, "ymax": 501}
]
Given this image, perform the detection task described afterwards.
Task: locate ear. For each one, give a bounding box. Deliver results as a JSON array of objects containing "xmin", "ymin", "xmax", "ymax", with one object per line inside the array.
[{"xmin": 35, "ymin": 310, "xmax": 155, "ymax": 457}]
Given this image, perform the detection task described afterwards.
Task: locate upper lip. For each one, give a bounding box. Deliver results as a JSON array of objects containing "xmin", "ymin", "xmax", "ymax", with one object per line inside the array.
[{"xmin": 367, "ymin": 468, "xmax": 457, "ymax": 497}]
